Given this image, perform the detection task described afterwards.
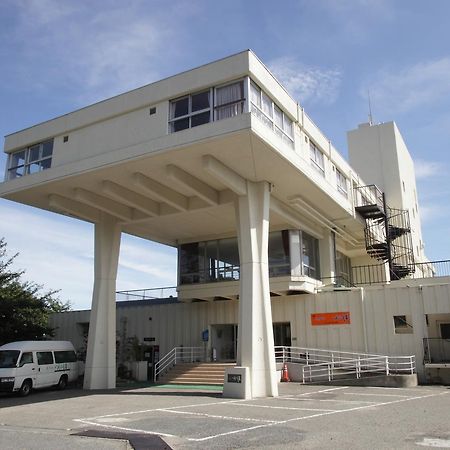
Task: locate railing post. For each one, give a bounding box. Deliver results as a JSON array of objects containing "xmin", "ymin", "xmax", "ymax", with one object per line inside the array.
[
  {"xmin": 357, "ymin": 356, "xmax": 361, "ymax": 379},
  {"xmin": 174, "ymin": 348, "xmax": 177, "ymax": 365},
  {"xmin": 328, "ymin": 364, "xmax": 331, "ymax": 381},
  {"xmin": 191, "ymin": 347, "xmax": 194, "ymax": 363},
  {"xmin": 385, "ymin": 356, "xmax": 389, "ymax": 375}
]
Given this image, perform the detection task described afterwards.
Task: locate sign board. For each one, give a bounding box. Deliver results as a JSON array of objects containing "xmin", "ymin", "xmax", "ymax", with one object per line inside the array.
[
  {"xmin": 202, "ymin": 329, "xmax": 209, "ymax": 342},
  {"xmin": 311, "ymin": 312, "xmax": 351, "ymax": 326},
  {"xmin": 143, "ymin": 337, "xmax": 156, "ymax": 342},
  {"xmin": 227, "ymin": 374, "xmax": 242, "ymax": 383}
]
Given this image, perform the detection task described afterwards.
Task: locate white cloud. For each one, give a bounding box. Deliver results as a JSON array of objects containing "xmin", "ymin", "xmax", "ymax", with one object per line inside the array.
[
  {"xmin": 414, "ymin": 159, "xmax": 442, "ymax": 179},
  {"xmin": 268, "ymin": 57, "xmax": 341, "ymax": 105},
  {"xmin": 8, "ymin": 0, "xmax": 190, "ymax": 103},
  {"xmin": 364, "ymin": 58, "xmax": 450, "ymax": 115}
]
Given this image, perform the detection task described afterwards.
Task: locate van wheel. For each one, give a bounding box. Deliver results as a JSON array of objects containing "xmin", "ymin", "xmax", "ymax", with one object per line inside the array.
[
  {"xmin": 57, "ymin": 375, "xmax": 68, "ymax": 390},
  {"xmin": 18, "ymin": 380, "xmax": 32, "ymax": 397}
]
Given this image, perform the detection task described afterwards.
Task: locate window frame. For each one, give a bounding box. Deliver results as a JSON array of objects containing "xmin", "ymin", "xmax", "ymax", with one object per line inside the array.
[
  {"xmin": 309, "ymin": 141, "xmax": 325, "ymax": 176},
  {"xmin": 169, "ymin": 89, "xmax": 213, "ymax": 133},
  {"xmin": 7, "ymin": 140, "xmax": 54, "ymax": 180},
  {"xmin": 336, "ymin": 168, "xmax": 348, "ymax": 197},
  {"xmin": 213, "ymin": 80, "xmax": 246, "ymax": 121},
  {"xmin": 250, "ymin": 81, "xmax": 294, "ymax": 146}
]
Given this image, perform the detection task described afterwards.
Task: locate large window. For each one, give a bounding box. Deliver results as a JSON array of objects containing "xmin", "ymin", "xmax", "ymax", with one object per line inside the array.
[
  {"xmin": 302, "ymin": 232, "xmax": 320, "ymax": 279},
  {"xmin": 169, "ymin": 80, "xmax": 245, "ymax": 134},
  {"xmin": 7, "ymin": 140, "xmax": 53, "ymax": 180},
  {"xmin": 179, "ymin": 231, "xmax": 292, "ymax": 285},
  {"xmin": 250, "ymin": 82, "xmax": 294, "ymax": 148},
  {"xmin": 169, "ymin": 90, "xmax": 212, "ymax": 132},
  {"xmin": 215, "ymin": 81, "xmax": 245, "ymax": 120},
  {"xmin": 268, "ymin": 230, "xmax": 291, "ymax": 277},
  {"xmin": 179, "ymin": 238, "xmax": 240, "ymax": 285},
  {"xmin": 310, "ymin": 141, "xmax": 325, "ymax": 176}
]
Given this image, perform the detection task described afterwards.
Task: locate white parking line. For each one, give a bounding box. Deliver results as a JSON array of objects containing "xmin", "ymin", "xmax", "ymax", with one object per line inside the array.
[
  {"xmin": 231, "ymin": 403, "xmax": 335, "ymax": 412},
  {"xmin": 343, "ymin": 392, "xmax": 413, "ymax": 398},
  {"xmin": 163, "ymin": 409, "xmax": 280, "ymax": 423},
  {"xmin": 293, "ymin": 386, "xmax": 349, "ymax": 396},
  {"xmin": 188, "ymin": 390, "xmax": 448, "ymax": 442},
  {"xmin": 280, "ymin": 397, "xmax": 379, "ymax": 404},
  {"xmin": 73, "ymin": 390, "xmax": 449, "ymax": 444}
]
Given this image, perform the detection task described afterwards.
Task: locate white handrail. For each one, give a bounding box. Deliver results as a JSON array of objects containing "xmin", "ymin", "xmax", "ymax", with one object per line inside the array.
[
  {"xmin": 154, "ymin": 346, "xmax": 205, "ymax": 381},
  {"xmin": 274, "ymin": 346, "xmax": 415, "ymax": 384}
]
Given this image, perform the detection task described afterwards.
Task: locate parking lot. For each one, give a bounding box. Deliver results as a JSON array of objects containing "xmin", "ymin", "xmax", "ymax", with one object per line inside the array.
[{"xmin": 0, "ymin": 383, "xmax": 449, "ymax": 449}]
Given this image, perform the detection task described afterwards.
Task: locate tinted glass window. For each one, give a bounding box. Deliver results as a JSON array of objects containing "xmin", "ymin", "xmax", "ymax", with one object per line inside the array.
[
  {"xmin": 19, "ymin": 352, "xmax": 33, "ymax": 366},
  {"xmin": 191, "ymin": 111, "xmax": 210, "ymax": 127},
  {"xmin": 172, "ymin": 97, "xmax": 189, "ymax": 118},
  {"xmin": 54, "ymin": 350, "xmax": 77, "ymax": 363},
  {"xmin": 191, "ymin": 91, "xmax": 210, "ymax": 112},
  {"xmin": 37, "ymin": 351, "xmax": 54, "ymax": 365},
  {"xmin": 0, "ymin": 350, "xmax": 20, "ymax": 368},
  {"xmin": 172, "ymin": 117, "xmax": 189, "ymax": 132},
  {"xmin": 42, "ymin": 140, "xmax": 53, "ymax": 158}
]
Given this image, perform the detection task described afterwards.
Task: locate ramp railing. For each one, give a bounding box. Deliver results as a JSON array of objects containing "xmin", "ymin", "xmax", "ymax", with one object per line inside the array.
[{"xmin": 274, "ymin": 346, "xmax": 415, "ymax": 383}]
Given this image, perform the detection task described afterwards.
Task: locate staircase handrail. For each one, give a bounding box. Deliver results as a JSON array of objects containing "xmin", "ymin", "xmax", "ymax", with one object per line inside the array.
[{"xmin": 154, "ymin": 346, "xmax": 205, "ymax": 381}]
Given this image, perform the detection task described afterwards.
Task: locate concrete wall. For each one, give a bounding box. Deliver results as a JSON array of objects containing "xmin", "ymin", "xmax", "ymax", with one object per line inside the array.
[{"xmin": 50, "ymin": 280, "xmax": 450, "ymax": 382}]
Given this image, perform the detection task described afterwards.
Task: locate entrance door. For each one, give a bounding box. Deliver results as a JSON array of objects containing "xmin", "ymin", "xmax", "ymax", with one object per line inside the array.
[
  {"xmin": 273, "ymin": 322, "xmax": 291, "ymax": 347},
  {"xmin": 211, "ymin": 324, "xmax": 237, "ymax": 361}
]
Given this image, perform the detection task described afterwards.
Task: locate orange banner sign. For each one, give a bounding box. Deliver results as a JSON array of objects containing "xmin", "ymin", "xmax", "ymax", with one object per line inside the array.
[{"xmin": 311, "ymin": 312, "xmax": 351, "ymax": 326}]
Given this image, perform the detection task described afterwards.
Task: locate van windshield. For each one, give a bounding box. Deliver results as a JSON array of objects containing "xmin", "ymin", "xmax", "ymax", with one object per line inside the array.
[{"xmin": 0, "ymin": 350, "xmax": 20, "ymax": 368}]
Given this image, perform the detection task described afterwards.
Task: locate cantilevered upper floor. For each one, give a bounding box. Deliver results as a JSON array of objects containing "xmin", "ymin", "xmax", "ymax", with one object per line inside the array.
[{"xmin": 2, "ymin": 50, "xmax": 400, "ymax": 298}]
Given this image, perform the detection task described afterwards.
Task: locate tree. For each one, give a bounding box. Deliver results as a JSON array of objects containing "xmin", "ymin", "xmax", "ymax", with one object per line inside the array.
[{"xmin": 0, "ymin": 238, "xmax": 70, "ymax": 346}]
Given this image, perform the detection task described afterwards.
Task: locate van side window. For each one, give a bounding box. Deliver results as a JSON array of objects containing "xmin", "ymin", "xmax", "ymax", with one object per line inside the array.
[
  {"xmin": 19, "ymin": 352, "xmax": 33, "ymax": 367},
  {"xmin": 37, "ymin": 351, "xmax": 54, "ymax": 365},
  {"xmin": 54, "ymin": 351, "xmax": 77, "ymax": 363}
]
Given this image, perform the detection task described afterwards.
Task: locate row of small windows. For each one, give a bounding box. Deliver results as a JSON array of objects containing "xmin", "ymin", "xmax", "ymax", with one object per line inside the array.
[
  {"xmin": 7, "ymin": 139, "xmax": 53, "ymax": 180},
  {"xmin": 309, "ymin": 141, "xmax": 348, "ymax": 197},
  {"xmin": 169, "ymin": 81, "xmax": 245, "ymax": 133},
  {"xmin": 250, "ymin": 81, "xmax": 294, "ymax": 148}
]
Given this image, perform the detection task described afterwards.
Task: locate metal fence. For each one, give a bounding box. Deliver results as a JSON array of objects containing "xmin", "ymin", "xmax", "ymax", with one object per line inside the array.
[
  {"xmin": 352, "ymin": 260, "xmax": 450, "ymax": 285},
  {"xmin": 116, "ymin": 286, "xmax": 177, "ymax": 302}
]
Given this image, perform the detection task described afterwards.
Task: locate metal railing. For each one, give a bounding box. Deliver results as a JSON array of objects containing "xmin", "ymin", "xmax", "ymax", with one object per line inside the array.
[
  {"xmin": 320, "ymin": 275, "xmax": 355, "ymax": 288},
  {"xmin": 354, "ymin": 184, "xmax": 385, "ymax": 212},
  {"xmin": 116, "ymin": 286, "xmax": 177, "ymax": 301},
  {"xmin": 352, "ymin": 259, "xmax": 450, "ymax": 285},
  {"xmin": 154, "ymin": 346, "xmax": 206, "ymax": 381},
  {"xmin": 275, "ymin": 346, "xmax": 415, "ymax": 383},
  {"xmin": 423, "ymin": 338, "xmax": 450, "ymax": 364}
]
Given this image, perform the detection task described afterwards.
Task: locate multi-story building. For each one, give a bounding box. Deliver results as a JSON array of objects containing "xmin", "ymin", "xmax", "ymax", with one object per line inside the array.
[{"xmin": 1, "ymin": 51, "xmax": 449, "ymax": 397}]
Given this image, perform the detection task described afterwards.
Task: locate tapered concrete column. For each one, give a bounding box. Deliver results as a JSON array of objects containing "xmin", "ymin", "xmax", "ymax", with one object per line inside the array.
[
  {"xmin": 235, "ymin": 181, "xmax": 278, "ymax": 398},
  {"xmin": 84, "ymin": 213, "xmax": 121, "ymax": 390}
]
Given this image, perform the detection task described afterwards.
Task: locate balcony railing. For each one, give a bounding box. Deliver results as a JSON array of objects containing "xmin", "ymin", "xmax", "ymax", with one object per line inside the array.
[
  {"xmin": 116, "ymin": 286, "xmax": 177, "ymax": 302},
  {"xmin": 352, "ymin": 260, "xmax": 450, "ymax": 285}
]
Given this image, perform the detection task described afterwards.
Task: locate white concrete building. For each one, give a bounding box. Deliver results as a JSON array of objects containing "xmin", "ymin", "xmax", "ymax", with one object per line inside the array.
[{"xmin": 1, "ymin": 51, "xmax": 449, "ymax": 395}]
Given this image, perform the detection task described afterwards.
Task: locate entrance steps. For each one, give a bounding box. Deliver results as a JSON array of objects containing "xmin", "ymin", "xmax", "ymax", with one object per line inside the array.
[{"xmin": 157, "ymin": 362, "xmax": 234, "ymax": 385}]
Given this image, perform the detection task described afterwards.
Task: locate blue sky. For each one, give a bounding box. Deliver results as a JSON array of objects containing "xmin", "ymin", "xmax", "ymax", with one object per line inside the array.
[{"xmin": 1, "ymin": 0, "xmax": 449, "ymax": 309}]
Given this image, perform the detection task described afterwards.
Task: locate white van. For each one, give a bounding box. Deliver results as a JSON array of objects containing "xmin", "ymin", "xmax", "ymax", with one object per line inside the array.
[{"xmin": 0, "ymin": 341, "xmax": 79, "ymax": 396}]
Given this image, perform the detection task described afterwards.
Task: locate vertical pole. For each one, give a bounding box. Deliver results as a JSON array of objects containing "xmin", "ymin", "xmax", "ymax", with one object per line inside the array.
[
  {"xmin": 84, "ymin": 213, "xmax": 121, "ymax": 390},
  {"xmin": 382, "ymin": 193, "xmax": 394, "ymax": 281}
]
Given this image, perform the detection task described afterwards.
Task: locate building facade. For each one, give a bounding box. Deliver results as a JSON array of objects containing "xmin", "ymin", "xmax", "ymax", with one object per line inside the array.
[{"xmin": 2, "ymin": 51, "xmax": 449, "ymax": 395}]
